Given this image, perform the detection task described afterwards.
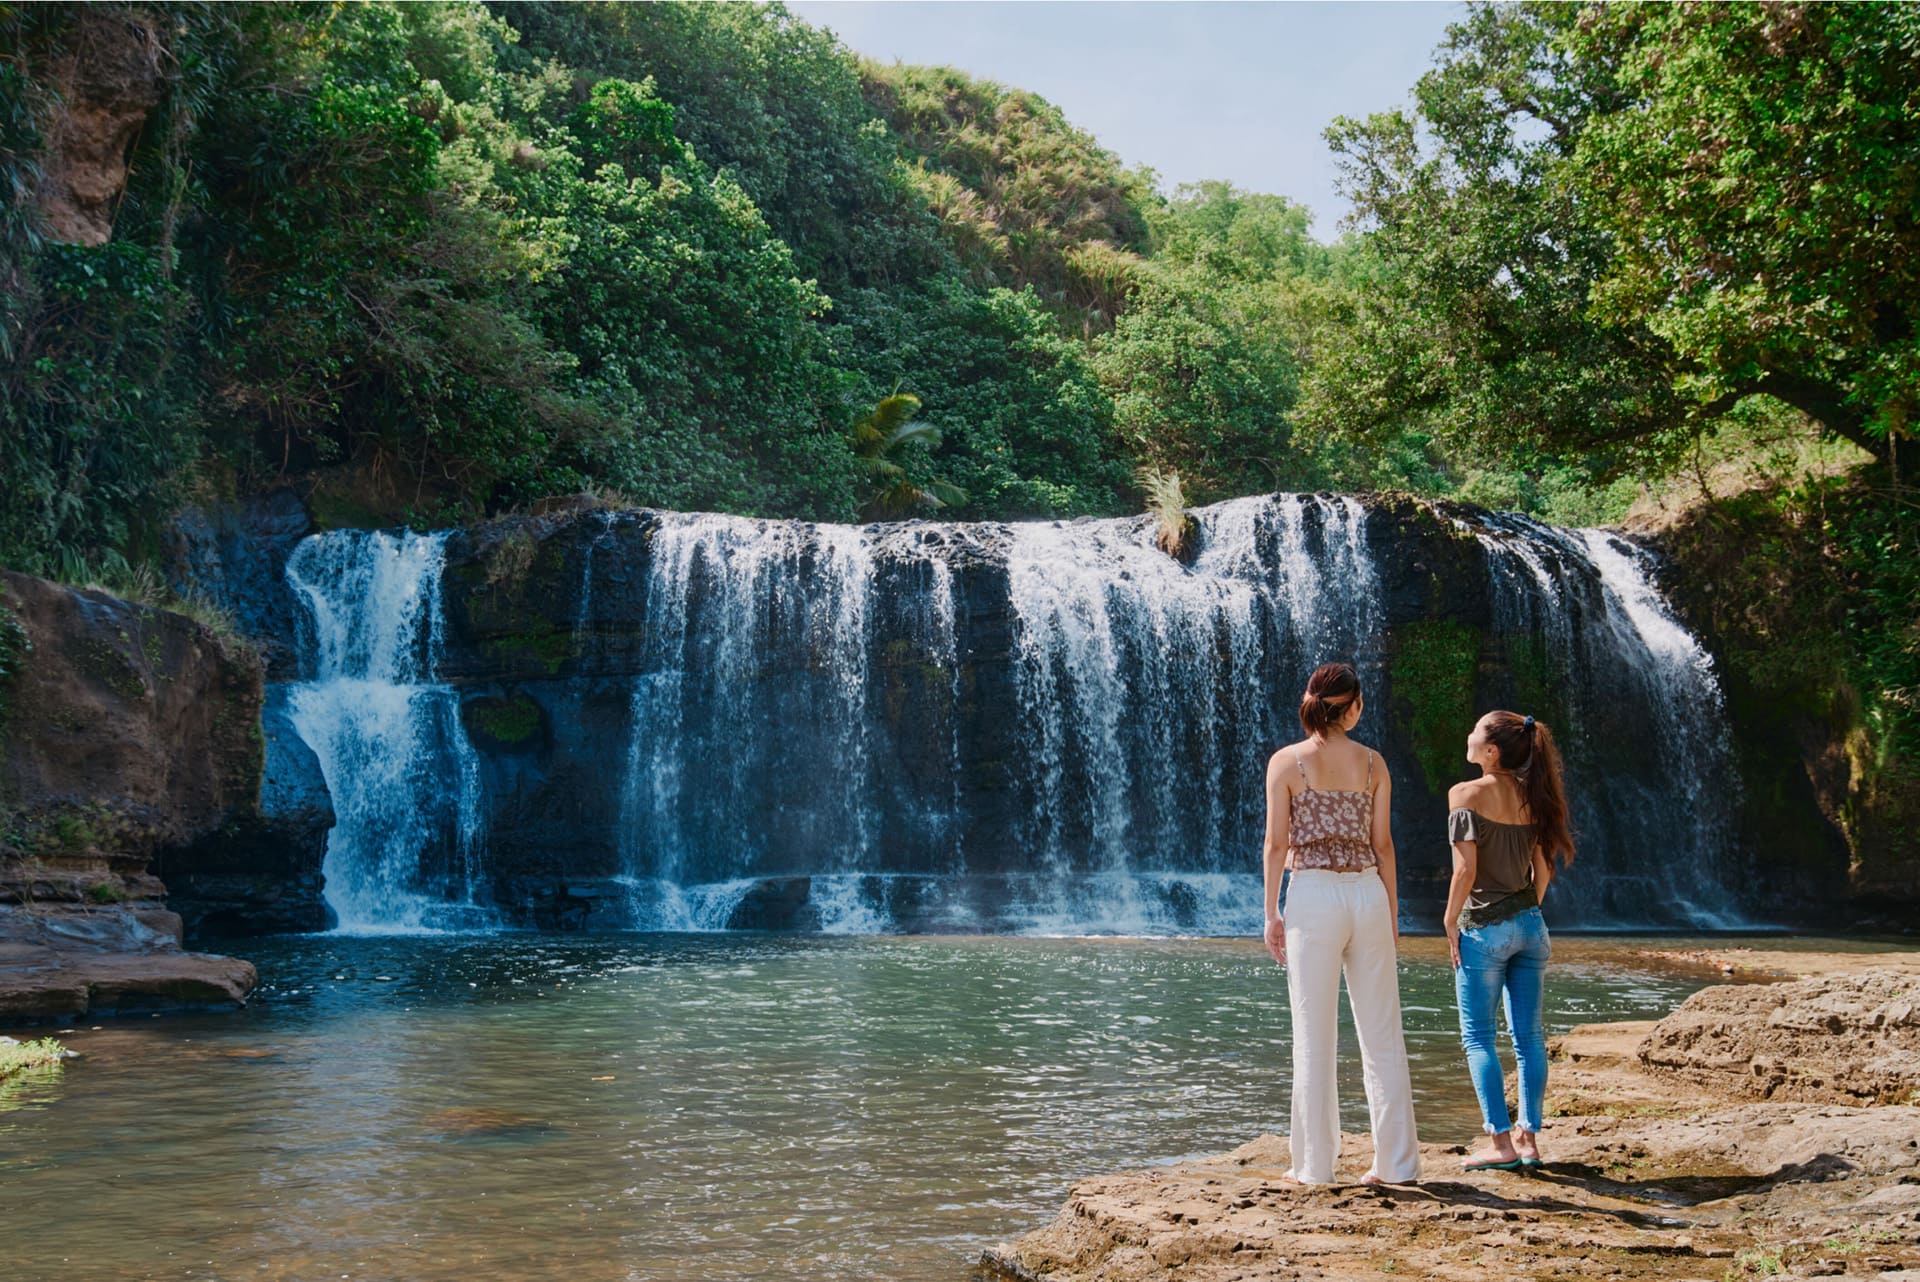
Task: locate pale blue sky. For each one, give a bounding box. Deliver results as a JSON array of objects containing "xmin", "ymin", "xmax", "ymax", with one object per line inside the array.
[{"xmin": 787, "ymin": 1, "xmax": 1466, "ymax": 240}]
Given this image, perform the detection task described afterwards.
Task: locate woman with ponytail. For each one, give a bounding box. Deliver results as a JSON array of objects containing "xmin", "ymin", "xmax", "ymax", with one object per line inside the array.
[
  {"xmin": 1261, "ymin": 662, "xmax": 1421, "ymax": 1186},
  {"xmin": 1442, "ymin": 711, "xmax": 1574, "ymax": 1171}
]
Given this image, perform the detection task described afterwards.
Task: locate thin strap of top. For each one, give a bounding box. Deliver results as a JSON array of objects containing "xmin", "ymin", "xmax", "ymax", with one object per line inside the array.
[
  {"xmin": 1295, "ymin": 751, "xmax": 1310, "ymax": 789},
  {"xmin": 1366, "ymin": 749, "xmax": 1373, "ymax": 789}
]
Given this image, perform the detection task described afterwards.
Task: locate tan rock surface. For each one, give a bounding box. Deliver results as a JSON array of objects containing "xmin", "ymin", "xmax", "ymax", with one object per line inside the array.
[
  {"xmin": 1640, "ymin": 968, "xmax": 1920, "ymax": 1106},
  {"xmin": 25, "ymin": 7, "xmax": 170, "ymax": 246},
  {"xmin": 983, "ymin": 963, "xmax": 1920, "ymax": 1282}
]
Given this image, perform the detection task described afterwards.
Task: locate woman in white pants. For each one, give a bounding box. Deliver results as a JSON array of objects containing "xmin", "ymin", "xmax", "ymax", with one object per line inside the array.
[{"xmin": 1261, "ymin": 662, "xmax": 1421, "ymax": 1185}]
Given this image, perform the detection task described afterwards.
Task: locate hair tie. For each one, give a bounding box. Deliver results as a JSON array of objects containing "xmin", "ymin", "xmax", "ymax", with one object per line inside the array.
[{"xmin": 1523, "ymin": 715, "xmax": 1535, "ymax": 731}]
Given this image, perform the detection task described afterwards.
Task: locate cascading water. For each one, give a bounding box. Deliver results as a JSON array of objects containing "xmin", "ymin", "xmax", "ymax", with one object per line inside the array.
[
  {"xmin": 283, "ymin": 531, "xmax": 494, "ymax": 933},
  {"xmin": 256, "ymin": 494, "xmax": 1749, "ymax": 936},
  {"xmin": 595, "ymin": 495, "xmax": 1390, "ymax": 935},
  {"xmin": 612, "ymin": 514, "xmax": 886, "ymax": 929},
  {"xmin": 999, "ymin": 495, "xmax": 1380, "ymax": 932},
  {"xmin": 1472, "ymin": 514, "xmax": 1744, "ymax": 926}
]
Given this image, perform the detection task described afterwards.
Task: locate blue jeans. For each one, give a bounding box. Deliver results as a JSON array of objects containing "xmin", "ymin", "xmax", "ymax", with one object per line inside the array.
[{"xmin": 1454, "ymin": 907, "xmax": 1550, "ymax": 1135}]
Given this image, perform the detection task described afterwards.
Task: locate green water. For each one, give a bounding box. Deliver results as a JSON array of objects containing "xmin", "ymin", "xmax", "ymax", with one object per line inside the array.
[{"xmin": 0, "ymin": 934, "xmax": 1712, "ymax": 1282}]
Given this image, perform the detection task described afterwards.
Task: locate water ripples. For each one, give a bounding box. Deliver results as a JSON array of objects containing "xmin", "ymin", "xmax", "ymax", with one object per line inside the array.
[{"xmin": 0, "ymin": 935, "xmax": 1716, "ymax": 1282}]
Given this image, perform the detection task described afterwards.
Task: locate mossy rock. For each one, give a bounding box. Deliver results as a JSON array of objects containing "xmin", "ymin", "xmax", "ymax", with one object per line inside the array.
[
  {"xmin": 1389, "ymin": 618, "xmax": 1482, "ymax": 795},
  {"xmin": 480, "ymin": 627, "xmax": 574, "ymax": 677},
  {"xmin": 462, "ymin": 693, "xmax": 546, "ymax": 750}
]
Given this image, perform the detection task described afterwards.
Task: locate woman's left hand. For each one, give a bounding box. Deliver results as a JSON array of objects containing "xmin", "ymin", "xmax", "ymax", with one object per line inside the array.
[{"xmin": 1444, "ymin": 921, "xmax": 1462, "ymax": 968}]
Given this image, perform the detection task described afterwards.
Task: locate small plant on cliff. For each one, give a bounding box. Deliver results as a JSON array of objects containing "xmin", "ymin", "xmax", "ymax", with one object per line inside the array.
[
  {"xmin": 0, "ymin": 601, "xmax": 30, "ymax": 729},
  {"xmin": 1727, "ymin": 1244, "xmax": 1784, "ymax": 1279},
  {"xmin": 0, "ymin": 1036, "xmax": 70, "ymax": 1082},
  {"xmin": 485, "ymin": 529, "xmax": 538, "ymax": 592},
  {"xmin": 849, "ymin": 393, "xmax": 966, "ymax": 522},
  {"xmin": 87, "ymin": 880, "xmax": 127, "ymax": 904},
  {"xmin": 1823, "ymin": 1226, "xmax": 1897, "ymax": 1255},
  {"xmin": 1136, "ymin": 465, "xmax": 1195, "ymax": 559},
  {"xmin": 168, "ymin": 588, "xmax": 246, "ymax": 648}
]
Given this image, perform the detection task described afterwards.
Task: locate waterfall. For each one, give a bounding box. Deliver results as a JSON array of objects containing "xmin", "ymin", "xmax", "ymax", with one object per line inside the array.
[
  {"xmin": 613, "ymin": 514, "xmax": 884, "ymax": 928},
  {"xmin": 995, "ymin": 494, "xmax": 1381, "ymax": 933},
  {"xmin": 1472, "ymin": 515, "xmax": 1743, "ymax": 926},
  {"xmin": 283, "ymin": 530, "xmax": 494, "ymax": 933},
  {"xmin": 251, "ymin": 494, "xmax": 1750, "ymax": 936},
  {"xmin": 572, "ymin": 508, "xmax": 617, "ymax": 645}
]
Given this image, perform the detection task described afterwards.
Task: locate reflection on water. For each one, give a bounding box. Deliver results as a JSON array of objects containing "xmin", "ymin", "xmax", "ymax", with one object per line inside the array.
[{"xmin": 0, "ymin": 935, "xmax": 1710, "ymax": 1282}]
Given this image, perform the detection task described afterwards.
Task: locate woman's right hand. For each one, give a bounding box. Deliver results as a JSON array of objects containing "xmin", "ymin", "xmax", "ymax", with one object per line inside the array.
[{"xmin": 1264, "ymin": 917, "xmax": 1287, "ymax": 965}]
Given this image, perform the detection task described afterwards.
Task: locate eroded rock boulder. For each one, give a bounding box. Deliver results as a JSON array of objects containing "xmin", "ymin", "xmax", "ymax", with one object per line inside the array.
[
  {"xmin": 26, "ymin": 6, "xmax": 170, "ymax": 246},
  {"xmin": 0, "ymin": 570, "xmax": 263, "ymax": 866},
  {"xmin": 1639, "ymin": 967, "xmax": 1920, "ymax": 1106}
]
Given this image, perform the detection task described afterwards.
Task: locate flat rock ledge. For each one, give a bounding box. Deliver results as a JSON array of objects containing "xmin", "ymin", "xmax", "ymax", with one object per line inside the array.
[
  {"xmin": 982, "ymin": 966, "xmax": 1920, "ymax": 1282},
  {"xmin": 0, "ymin": 903, "xmax": 257, "ymax": 1022}
]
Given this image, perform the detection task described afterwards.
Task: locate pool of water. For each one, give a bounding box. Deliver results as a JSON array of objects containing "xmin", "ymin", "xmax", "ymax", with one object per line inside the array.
[{"xmin": 0, "ymin": 934, "xmax": 1716, "ymax": 1282}]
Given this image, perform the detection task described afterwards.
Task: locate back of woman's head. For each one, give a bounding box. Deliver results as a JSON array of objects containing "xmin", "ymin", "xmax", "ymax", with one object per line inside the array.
[
  {"xmin": 1298, "ymin": 662, "xmax": 1362, "ymax": 737},
  {"xmin": 1484, "ymin": 710, "xmax": 1575, "ymax": 865}
]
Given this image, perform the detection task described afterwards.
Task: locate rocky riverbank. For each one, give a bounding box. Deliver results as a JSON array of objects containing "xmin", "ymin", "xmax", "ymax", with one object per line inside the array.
[
  {"xmin": 0, "ymin": 571, "xmax": 269, "ymax": 1021},
  {"xmin": 980, "ymin": 959, "xmax": 1920, "ymax": 1282}
]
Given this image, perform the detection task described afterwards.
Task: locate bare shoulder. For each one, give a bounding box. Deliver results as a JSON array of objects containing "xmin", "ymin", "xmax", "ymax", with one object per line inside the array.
[
  {"xmin": 1266, "ymin": 744, "xmax": 1299, "ymax": 779},
  {"xmin": 1352, "ymin": 741, "xmax": 1389, "ymax": 786},
  {"xmin": 1447, "ymin": 777, "xmax": 1487, "ymax": 808}
]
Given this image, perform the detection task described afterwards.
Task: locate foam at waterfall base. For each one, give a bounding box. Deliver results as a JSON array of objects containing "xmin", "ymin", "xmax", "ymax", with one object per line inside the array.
[
  {"xmin": 606, "ymin": 872, "xmax": 1265, "ymax": 937},
  {"xmin": 325, "ymin": 903, "xmax": 504, "ymax": 938}
]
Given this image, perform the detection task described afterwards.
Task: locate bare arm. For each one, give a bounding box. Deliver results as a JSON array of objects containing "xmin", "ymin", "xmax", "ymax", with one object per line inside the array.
[
  {"xmin": 1261, "ymin": 751, "xmax": 1292, "ymax": 963},
  {"xmin": 1531, "ymin": 844, "xmax": 1553, "ymax": 903},
  {"xmin": 1367, "ymin": 751, "xmax": 1399, "ymax": 943},
  {"xmin": 1443, "ymin": 841, "xmax": 1476, "ymax": 968},
  {"xmin": 1442, "ymin": 783, "xmax": 1476, "ymax": 968}
]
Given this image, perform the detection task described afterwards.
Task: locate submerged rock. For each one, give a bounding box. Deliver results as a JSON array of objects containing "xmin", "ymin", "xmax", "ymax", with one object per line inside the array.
[{"xmin": 422, "ymin": 1107, "xmax": 556, "ymax": 1140}]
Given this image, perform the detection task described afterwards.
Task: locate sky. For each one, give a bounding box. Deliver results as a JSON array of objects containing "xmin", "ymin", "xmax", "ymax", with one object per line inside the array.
[{"xmin": 786, "ymin": 1, "xmax": 1466, "ymax": 240}]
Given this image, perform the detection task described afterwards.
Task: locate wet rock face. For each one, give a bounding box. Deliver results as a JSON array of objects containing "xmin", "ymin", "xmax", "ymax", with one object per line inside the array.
[
  {"xmin": 1639, "ymin": 968, "xmax": 1920, "ymax": 1106},
  {"xmin": 0, "ymin": 570, "xmax": 287, "ymax": 1001},
  {"xmin": 26, "ymin": 7, "xmax": 170, "ymax": 247},
  {"xmin": 165, "ymin": 490, "xmax": 316, "ymax": 681},
  {"xmin": 154, "ymin": 688, "xmax": 335, "ymax": 936},
  {"xmin": 0, "ymin": 571, "xmax": 264, "ymax": 869}
]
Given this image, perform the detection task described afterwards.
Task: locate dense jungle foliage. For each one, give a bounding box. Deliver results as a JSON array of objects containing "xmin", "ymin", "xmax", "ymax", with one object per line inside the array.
[{"xmin": 0, "ymin": 1, "xmax": 1913, "ymax": 842}]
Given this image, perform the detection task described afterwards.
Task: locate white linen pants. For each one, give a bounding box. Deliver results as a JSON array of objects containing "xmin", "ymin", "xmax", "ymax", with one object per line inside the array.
[{"xmin": 1283, "ymin": 869, "xmax": 1421, "ymax": 1183}]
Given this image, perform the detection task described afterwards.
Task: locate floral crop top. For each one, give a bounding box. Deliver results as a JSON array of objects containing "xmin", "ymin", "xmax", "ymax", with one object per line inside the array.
[{"xmin": 1286, "ymin": 749, "xmax": 1378, "ymax": 871}]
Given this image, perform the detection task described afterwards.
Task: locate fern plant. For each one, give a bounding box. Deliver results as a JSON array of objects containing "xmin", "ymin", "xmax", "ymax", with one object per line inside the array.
[{"xmin": 1137, "ymin": 465, "xmax": 1195, "ymax": 560}]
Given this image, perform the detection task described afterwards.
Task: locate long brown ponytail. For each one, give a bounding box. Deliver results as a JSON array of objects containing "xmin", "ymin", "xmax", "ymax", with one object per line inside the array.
[
  {"xmin": 1298, "ymin": 662, "xmax": 1362, "ymax": 736},
  {"xmin": 1484, "ymin": 710, "xmax": 1575, "ymax": 866}
]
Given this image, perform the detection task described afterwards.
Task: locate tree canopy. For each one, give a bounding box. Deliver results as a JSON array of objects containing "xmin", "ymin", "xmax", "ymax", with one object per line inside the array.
[{"xmin": 0, "ymin": 0, "xmax": 1912, "ymax": 575}]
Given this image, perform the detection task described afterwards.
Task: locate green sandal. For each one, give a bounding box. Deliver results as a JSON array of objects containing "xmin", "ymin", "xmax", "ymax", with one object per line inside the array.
[{"xmin": 1462, "ymin": 1155, "xmax": 1524, "ymax": 1172}]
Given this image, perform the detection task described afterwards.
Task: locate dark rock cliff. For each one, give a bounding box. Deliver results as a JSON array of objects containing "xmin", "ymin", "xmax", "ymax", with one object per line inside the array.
[{"xmin": 0, "ymin": 571, "xmax": 272, "ymax": 1019}]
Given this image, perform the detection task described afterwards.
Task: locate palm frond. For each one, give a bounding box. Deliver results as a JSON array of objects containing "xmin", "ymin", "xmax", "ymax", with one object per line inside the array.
[
  {"xmin": 925, "ymin": 478, "xmax": 968, "ymax": 509},
  {"xmin": 851, "ymin": 393, "xmax": 923, "ymax": 456},
  {"xmin": 883, "ymin": 421, "xmax": 944, "ymax": 452}
]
